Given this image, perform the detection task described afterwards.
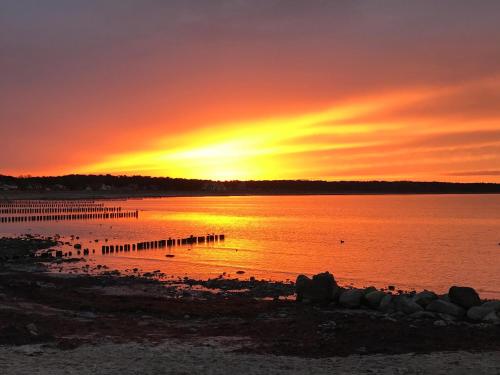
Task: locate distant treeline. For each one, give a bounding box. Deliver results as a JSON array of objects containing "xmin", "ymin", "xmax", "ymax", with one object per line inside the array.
[{"xmin": 1, "ymin": 174, "xmax": 499, "ymax": 194}]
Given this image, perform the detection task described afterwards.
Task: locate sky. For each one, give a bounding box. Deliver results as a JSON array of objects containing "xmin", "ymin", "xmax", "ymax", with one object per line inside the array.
[{"xmin": 1, "ymin": 0, "xmax": 500, "ymax": 182}]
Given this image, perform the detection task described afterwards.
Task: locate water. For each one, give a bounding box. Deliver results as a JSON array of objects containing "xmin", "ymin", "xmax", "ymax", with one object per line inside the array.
[{"xmin": 1, "ymin": 195, "xmax": 499, "ymax": 297}]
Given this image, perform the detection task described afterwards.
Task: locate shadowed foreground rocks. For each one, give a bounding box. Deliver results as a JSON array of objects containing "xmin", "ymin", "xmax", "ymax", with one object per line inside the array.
[{"xmin": 295, "ymin": 272, "xmax": 500, "ymax": 326}]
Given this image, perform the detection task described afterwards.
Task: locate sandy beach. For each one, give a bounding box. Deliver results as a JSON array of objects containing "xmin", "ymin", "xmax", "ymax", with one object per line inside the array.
[{"xmin": 2, "ymin": 342, "xmax": 499, "ymax": 375}]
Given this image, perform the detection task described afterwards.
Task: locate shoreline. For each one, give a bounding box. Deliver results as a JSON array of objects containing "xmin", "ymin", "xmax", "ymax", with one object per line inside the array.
[
  {"xmin": 0, "ymin": 236, "xmax": 499, "ymax": 360},
  {"xmin": 2, "ymin": 190, "xmax": 500, "ymax": 200}
]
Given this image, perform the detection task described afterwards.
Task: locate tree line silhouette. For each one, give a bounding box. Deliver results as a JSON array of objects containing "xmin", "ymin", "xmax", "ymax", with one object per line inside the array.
[{"xmin": 1, "ymin": 174, "xmax": 499, "ymax": 194}]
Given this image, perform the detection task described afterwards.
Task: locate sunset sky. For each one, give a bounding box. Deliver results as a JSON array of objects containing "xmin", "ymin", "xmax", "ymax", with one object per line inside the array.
[{"xmin": 1, "ymin": 1, "xmax": 500, "ymax": 182}]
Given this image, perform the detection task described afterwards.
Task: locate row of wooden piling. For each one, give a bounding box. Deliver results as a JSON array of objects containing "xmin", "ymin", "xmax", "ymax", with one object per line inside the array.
[
  {"xmin": 101, "ymin": 234, "xmax": 225, "ymax": 254},
  {"xmin": 0, "ymin": 206, "xmax": 122, "ymax": 214},
  {"xmin": 0, "ymin": 211, "xmax": 139, "ymax": 223},
  {"xmin": 0, "ymin": 200, "xmax": 103, "ymax": 208}
]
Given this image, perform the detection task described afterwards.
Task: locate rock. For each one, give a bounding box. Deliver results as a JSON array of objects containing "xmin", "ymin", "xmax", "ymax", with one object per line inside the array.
[
  {"xmin": 412, "ymin": 290, "xmax": 438, "ymax": 307},
  {"xmin": 438, "ymin": 313, "xmax": 457, "ymax": 322},
  {"xmin": 426, "ymin": 300, "xmax": 465, "ymax": 318},
  {"xmin": 295, "ymin": 272, "xmax": 339, "ymax": 304},
  {"xmin": 364, "ymin": 291, "xmax": 386, "ymax": 309},
  {"xmin": 312, "ymin": 272, "xmax": 340, "ymax": 300},
  {"xmin": 482, "ymin": 300, "xmax": 500, "ymax": 311},
  {"xmin": 363, "ymin": 286, "xmax": 377, "ymax": 295},
  {"xmin": 482, "ymin": 311, "xmax": 500, "ymax": 323},
  {"xmin": 295, "ymin": 275, "xmax": 314, "ymax": 303},
  {"xmin": 394, "ymin": 295, "xmax": 424, "ymax": 315},
  {"xmin": 378, "ymin": 294, "xmax": 394, "ymax": 312},
  {"xmin": 409, "ymin": 311, "xmax": 436, "ymax": 320},
  {"xmin": 339, "ymin": 289, "xmax": 364, "ymax": 308},
  {"xmin": 467, "ymin": 306, "xmax": 494, "ymax": 321},
  {"xmin": 449, "ymin": 286, "xmax": 481, "ymax": 309},
  {"xmin": 439, "ymin": 294, "xmax": 451, "ymax": 302}
]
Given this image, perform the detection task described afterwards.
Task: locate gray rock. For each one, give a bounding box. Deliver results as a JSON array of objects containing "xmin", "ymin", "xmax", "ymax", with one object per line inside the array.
[
  {"xmin": 296, "ymin": 275, "xmax": 313, "ymax": 303},
  {"xmin": 449, "ymin": 286, "xmax": 481, "ymax": 309},
  {"xmin": 339, "ymin": 289, "xmax": 364, "ymax": 308},
  {"xmin": 482, "ymin": 300, "xmax": 500, "ymax": 311},
  {"xmin": 467, "ymin": 306, "xmax": 494, "ymax": 321},
  {"xmin": 426, "ymin": 299, "xmax": 465, "ymax": 318},
  {"xmin": 438, "ymin": 313, "xmax": 457, "ymax": 322},
  {"xmin": 364, "ymin": 291, "xmax": 386, "ymax": 309},
  {"xmin": 295, "ymin": 272, "xmax": 339, "ymax": 304},
  {"xmin": 378, "ymin": 294, "xmax": 394, "ymax": 312},
  {"xmin": 409, "ymin": 311, "xmax": 436, "ymax": 320},
  {"xmin": 363, "ymin": 286, "xmax": 377, "ymax": 295},
  {"xmin": 412, "ymin": 290, "xmax": 438, "ymax": 307},
  {"xmin": 394, "ymin": 295, "xmax": 424, "ymax": 315},
  {"xmin": 483, "ymin": 311, "xmax": 500, "ymax": 323},
  {"xmin": 439, "ymin": 294, "xmax": 451, "ymax": 302}
]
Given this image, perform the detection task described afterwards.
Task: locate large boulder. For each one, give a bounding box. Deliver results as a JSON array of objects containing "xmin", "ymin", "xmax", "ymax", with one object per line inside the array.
[
  {"xmin": 339, "ymin": 289, "xmax": 364, "ymax": 308},
  {"xmin": 296, "ymin": 275, "xmax": 313, "ymax": 302},
  {"xmin": 467, "ymin": 306, "xmax": 493, "ymax": 321},
  {"xmin": 363, "ymin": 286, "xmax": 377, "ymax": 295},
  {"xmin": 295, "ymin": 272, "xmax": 339, "ymax": 304},
  {"xmin": 482, "ymin": 300, "xmax": 500, "ymax": 311},
  {"xmin": 467, "ymin": 301, "xmax": 500, "ymax": 321},
  {"xmin": 412, "ymin": 290, "xmax": 438, "ymax": 308},
  {"xmin": 364, "ymin": 291, "xmax": 386, "ymax": 309},
  {"xmin": 483, "ymin": 311, "xmax": 500, "ymax": 324},
  {"xmin": 449, "ymin": 286, "xmax": 481, "ymax": 309},
  {"xmin": 394, "ymin": 295, "xmax": 424, "ymax": 315},
  {"xmin": 426, "ymin": 299, "xmax": 465, "ymax": 318}
]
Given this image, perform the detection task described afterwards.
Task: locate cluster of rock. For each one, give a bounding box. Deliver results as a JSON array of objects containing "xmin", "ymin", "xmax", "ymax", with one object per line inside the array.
[{"xmin": 296, "ymin": 272, "xmax": 500, "ymax": 324}]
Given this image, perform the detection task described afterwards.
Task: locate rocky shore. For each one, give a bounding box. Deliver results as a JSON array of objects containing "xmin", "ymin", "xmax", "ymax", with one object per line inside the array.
[
  {"xmin": 296, "ymin": 272, "xmax": 500, "ymax": 325},
  {"xmin": 0, "ymin": 236, "xmax": 499, "ymax": 374}
]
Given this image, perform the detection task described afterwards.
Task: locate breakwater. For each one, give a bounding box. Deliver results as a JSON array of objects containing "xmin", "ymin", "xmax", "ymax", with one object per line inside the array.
[
  {"xmin": 0, "ymin": 200, "xmax": 137, "ymax": 223},
  {"xmin": 100, "ymin": 234, "xmax": 225, "ymax": 254}
]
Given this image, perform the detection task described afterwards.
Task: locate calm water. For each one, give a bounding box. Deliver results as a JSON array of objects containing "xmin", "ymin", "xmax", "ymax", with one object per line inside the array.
[{"xmin": 1, "ymin": 195, "xmax": 499, "ymax": 297}]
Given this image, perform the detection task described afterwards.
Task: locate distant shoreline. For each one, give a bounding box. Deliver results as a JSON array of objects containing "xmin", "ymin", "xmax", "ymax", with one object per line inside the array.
[
  {"xmin": 2, "ymin": 175, "xmax": 500, "ymax": 199},
  {"xmin": 2, "ymin": 190, "xmax": 500, "ymax": 200}
]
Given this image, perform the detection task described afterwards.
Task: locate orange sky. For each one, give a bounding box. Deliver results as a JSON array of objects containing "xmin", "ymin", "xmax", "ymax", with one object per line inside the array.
[{"xmin": 1, "ymin": 1, "xmax": 500, "ymax": 182}]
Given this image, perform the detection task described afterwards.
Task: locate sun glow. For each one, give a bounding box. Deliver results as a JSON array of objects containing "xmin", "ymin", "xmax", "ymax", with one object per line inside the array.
[
  {"xmin": 74, "ymin": 79, "xmax": 500, "ymax": 181},
  {"xmin": 76, "ymin": 89, "xmax": 433, "ymax": 180}
]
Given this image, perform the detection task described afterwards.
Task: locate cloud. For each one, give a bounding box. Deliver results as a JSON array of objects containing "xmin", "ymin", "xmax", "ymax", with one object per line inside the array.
[
  {"xmin": 1, "ymin": 1, "xmax": 500, "ymax": 181},
  {"xmin": 446, "ymin": 170, "xmax": 500, "ymax": 176}
]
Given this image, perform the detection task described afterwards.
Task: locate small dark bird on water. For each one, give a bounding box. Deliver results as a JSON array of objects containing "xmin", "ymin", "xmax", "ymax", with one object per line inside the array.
[{"xmin": 340, "ymin": 240, "xmax": 345, "ymax": 244}]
